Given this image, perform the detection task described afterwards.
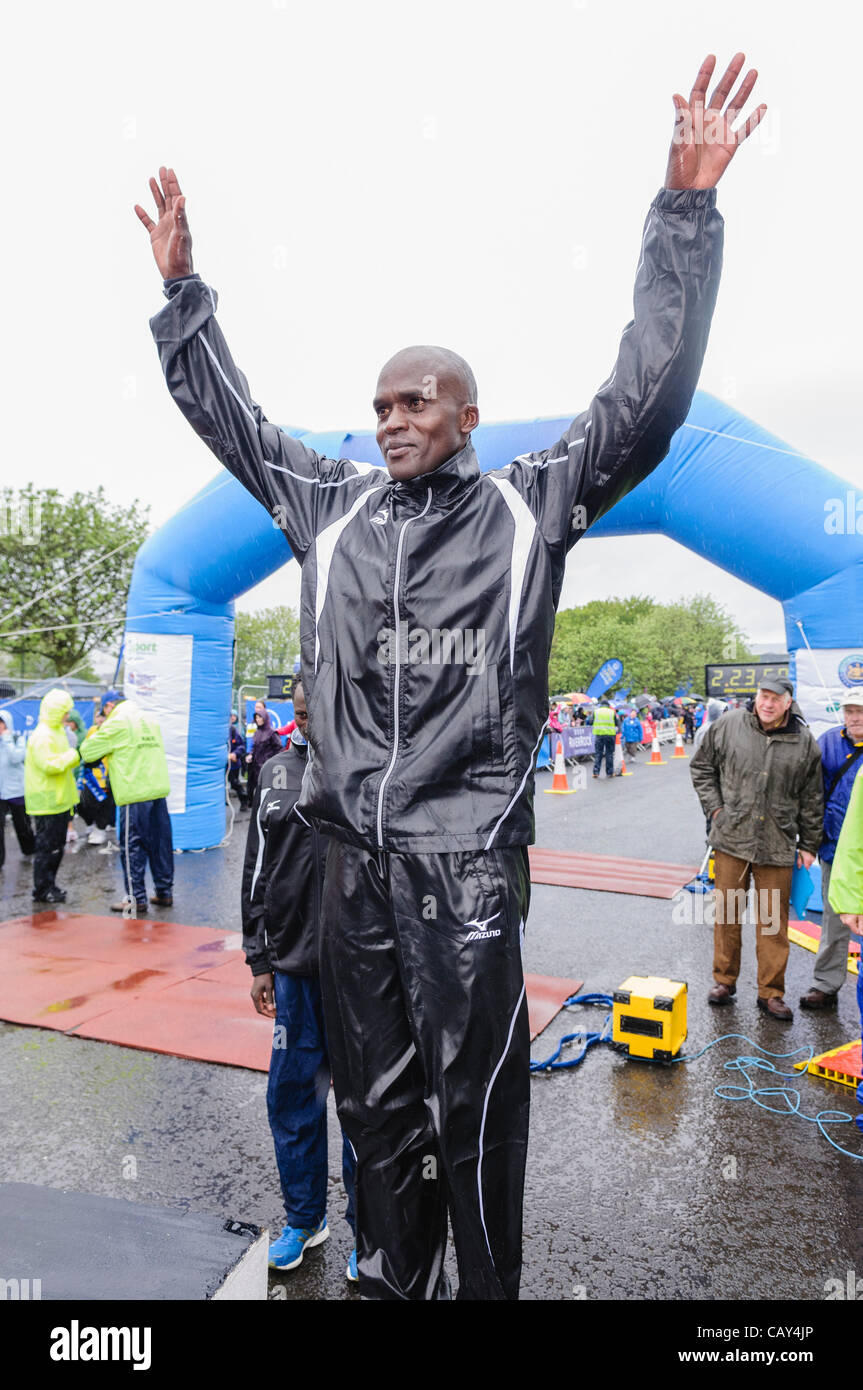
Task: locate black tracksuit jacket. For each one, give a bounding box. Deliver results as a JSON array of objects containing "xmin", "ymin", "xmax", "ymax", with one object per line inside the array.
[
  {"xmin": 241, "ymin": 741, "xmax": 327, "ymax": 976},
  {"xmin": 150, "ymin": 188, "xmax": 723, "ymax": 855}
]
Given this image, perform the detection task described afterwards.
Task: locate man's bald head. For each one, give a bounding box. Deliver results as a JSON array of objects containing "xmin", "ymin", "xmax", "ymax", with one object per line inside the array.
[
  {"xmin": 378, "ymin": 345, "xmax": 478, "ymax": 410},
  {"xmin": 374, "ymin": 345, "xmax": 480, "ymax": 481}
]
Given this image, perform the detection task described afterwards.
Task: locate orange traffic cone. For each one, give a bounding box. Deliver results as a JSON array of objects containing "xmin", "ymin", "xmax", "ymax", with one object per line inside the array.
[
  {"xmin": 648, "ymin": 735, "xmax": 666, "ymax": 765},
  {"xmin": 617, "ymin": 731, "xmax": 634, "ymax": 776},
  {"xmin": 672, "ymin": 730, "xmax": 688, "ymax": 759},
  {"xmin": 544, "ymin": 738, "xmax": 577, "ymax": 794}
]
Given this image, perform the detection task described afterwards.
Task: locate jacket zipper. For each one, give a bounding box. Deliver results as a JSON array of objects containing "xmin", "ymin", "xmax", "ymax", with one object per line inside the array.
[
  {"xmin": 312, "ymin": 821, "xmax": 322, "ymax": 936},
  {"xmin": 376, "ymin": 487, "xmax": 433, "ymax": 850}
]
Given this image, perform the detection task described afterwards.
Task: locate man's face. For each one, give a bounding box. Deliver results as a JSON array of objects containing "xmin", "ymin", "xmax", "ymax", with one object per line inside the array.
[
  {"xmin": 755, "ymin": 686, "xmax": 792, "ymax": 727},
  {"xmin": 293, "ymin": 686, "xmax": 308, "ymax": 737},
  {"xmin": 843, "ymin": 704, "xmax": 863, "ymax": 740},
  {"xmin": 102, "ymin": 700, "xmax": 116, "ymax": 717},
  {"xmin": 373, "ymin": 358, "xmax": 479, "ymax": 482}
]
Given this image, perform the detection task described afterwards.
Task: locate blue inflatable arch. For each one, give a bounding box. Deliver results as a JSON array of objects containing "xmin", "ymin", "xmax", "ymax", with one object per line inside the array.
[{"xmin": 126, "ymin": 391, "xmax": 863, "ymax": 848}]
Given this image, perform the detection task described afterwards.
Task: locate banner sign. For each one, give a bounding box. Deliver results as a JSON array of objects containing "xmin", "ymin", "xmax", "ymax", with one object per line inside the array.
[
  {"xmin": 125, "ymin": 632, "xmax": 193, "ymax": 815},
  {"xmin": 795, "ymin": 647, "xmax": 863, "ymax": 738},
  {"xmin": 545, "ymin": 727, "xmax": 595, "ymax": 759},
  {"xmin": 244, "ymin": 698, "xmax": 294, "ymax": 739},
  {"xmin": 586, "ymin": 658, "xmax": 623, "ymax": 700},
  {"xmin": 0, "ymin": 699, "xmax": 95, "ymax": 735}
]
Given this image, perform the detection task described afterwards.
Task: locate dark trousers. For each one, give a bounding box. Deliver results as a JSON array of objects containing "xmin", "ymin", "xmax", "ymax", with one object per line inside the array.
[
  {"xmin": 228, "ymin": 763, "xmax": 249, "ymax": 807},
  {"xmin": 857, "ymin": 971, "xmax": 863, "ymax": 1134},
  {"xmin": 268, "ymin": 970, "xmax": 356, "ymax": 1232},
  {"xmin": 319, "ymin": 842, "xmax": 531, "ymax": 1301},
  {"xmin": 32, "ymin": 811, "xmax": 69, "ymax": 897},
  {"xmin": 119, "ymin": 799, "xmax": 173, "ymax": 905},
  {"xmin": 78, "ymin": 783, "xmax": 115, "ymax": 831},
  {"xmin": 0, "ymin": 799, "xmax": 35, "ymax": 867},
  {"xmin": 593, "ymin": 734, "xmax": 616, "ymax": 776}
]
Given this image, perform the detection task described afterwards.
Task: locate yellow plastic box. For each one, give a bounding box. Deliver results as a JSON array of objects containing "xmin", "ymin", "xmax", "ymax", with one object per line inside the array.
[{"xmin": 612, "ymin": 975, "xmax": 687, "ymax": 1063}]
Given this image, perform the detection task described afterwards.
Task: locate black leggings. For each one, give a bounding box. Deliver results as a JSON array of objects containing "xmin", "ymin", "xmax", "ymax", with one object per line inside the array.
[
  {"xmin": 32, "ymin": 812, "xmax": 69, "ymax": 896},
  {"xmin": 0, "ymin": 800, "xmax": 35, "ymax": 867}
]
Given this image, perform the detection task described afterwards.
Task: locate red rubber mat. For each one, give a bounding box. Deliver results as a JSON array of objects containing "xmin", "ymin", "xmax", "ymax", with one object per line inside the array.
[
  {"xmin": 525, "ymin": 973, "xmax": 583, "ymax": 1040},
  {"xmin": 529, "ymin": 847, "xmax": 698, "ymax": 899},
  {"xmin": 0, "ymin": 912, "xmax": 581, "ymax": 1068},
  {"xmin": 789, "ymin": 919, "xmax": 860, "ymax": 974},
  {"xmin": 795, "ymin": 1038, "xmax": 863, "ymax": 1088}
]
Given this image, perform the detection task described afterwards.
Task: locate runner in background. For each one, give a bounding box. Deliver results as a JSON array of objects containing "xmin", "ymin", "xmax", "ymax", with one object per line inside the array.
[{"xmin": 242, "ymin": 683, "xmax": 357, "ymax": 1278}]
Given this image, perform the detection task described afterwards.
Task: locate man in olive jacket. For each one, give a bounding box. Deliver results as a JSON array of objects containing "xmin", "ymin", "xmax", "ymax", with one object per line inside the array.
[{"xmin": 690, "ymin": 677, "xmax": 823, "ymax": 1020}]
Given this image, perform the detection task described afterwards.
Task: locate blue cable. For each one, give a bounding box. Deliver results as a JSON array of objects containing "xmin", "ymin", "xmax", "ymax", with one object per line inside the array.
[
  {"xmin": 529, "ymin": 993, "xmax": 614, "ymax": 1073},
  {"xmin": 674, "ymin": 1032, "xmax": 863, "ymax": 1162},
  {"xmin": 531, "ymin": 1005, "xmax": 863, "ymax": 1161}
]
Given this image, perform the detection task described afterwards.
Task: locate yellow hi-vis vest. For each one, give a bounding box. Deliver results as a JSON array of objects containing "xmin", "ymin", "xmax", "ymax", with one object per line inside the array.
[{"xmin": 592, "ymin": 705, "xmax": 617, "ymax": 736}]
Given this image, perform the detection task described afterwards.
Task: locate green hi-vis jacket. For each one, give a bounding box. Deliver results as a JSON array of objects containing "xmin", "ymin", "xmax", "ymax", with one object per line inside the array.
[
  {"xmin": 828, "ymin": 771, "xmax": 863, "ymax": 913},
  {"xmin": 24, "ymin": 689, "xmax": 81, "ymax": 816},
  {"xmin": 79, "ymin": 699, "xmax": 170, "ymax": 807},
  {"xmin": 592, "ymin": 705, "xmax": 617, "ymax": 737}
]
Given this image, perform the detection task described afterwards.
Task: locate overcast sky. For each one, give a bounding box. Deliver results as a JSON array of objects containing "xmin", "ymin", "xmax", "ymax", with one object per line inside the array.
[{"xmin": 7, "ymin": 0, "xmax": 862, "ymax": 652}]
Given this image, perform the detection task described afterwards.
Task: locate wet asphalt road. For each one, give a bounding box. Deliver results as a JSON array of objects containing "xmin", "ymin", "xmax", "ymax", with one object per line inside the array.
[{"xmin": 1, "ymin": 750, "xmax": 861, "ymax": 1301}]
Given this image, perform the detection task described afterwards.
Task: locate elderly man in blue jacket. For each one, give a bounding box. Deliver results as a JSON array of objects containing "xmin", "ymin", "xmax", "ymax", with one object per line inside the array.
[{"xmin": 800, "ymin": 698, "xmax": 863, "ymax": 1010}]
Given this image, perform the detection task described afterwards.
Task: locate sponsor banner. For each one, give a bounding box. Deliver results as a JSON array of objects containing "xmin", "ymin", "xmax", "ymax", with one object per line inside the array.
[
  {"xmin": 586, "ymin": 658, "xmax": 623, "ymax": 700},
  {"xmin": 124, "ymin": 632, "xmax": 193, "ymax": 814},
  {"xmin": 0, "ymin": 699, "xmax": 96, "ymax": 735},
  {"xmin": 794, "ymin": 647, "xmax": 863, "ymax": 739},
  {"xmin": 546, "ymin": 727, "xmax": 595, "ymax": 759}
]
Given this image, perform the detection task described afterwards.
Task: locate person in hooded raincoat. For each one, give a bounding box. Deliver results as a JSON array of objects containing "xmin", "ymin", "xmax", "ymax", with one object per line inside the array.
[
  {"xmin": 24, "ymin": 689, "xmax": 81, "ymax": 903},
  {"xmin": 0, "ymin": 706, "xmax": 36, "ymax": 869}
]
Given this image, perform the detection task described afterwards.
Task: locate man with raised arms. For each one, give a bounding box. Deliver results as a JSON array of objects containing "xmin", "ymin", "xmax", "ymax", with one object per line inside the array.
[{"xmin": 138, "ymin": 52, "xmax": 765, "ymax": 1299}]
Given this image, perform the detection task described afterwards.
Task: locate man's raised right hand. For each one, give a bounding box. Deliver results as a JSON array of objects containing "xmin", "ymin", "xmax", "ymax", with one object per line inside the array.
[{"xmin": 134, "ymin": 166, "xmax": 194, "ymax": 280}]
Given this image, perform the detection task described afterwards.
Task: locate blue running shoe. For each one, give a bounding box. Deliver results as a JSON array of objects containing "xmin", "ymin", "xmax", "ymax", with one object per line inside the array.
[
  {"xmin": 268, "ymin": 1218, "xmax": 329, "ymax": 1270},
  {"xmin": 346, "ymin": 1248, "xmax": 358, "ymax": 1282}
]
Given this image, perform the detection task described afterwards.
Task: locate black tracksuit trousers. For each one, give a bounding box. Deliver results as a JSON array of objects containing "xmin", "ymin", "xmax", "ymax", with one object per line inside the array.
[
  {"xmin": 319, "ymin": 841, "xmax": 531, "ymax": 1301},
  {"xmin": 32, "ymin": 812, "xmax": 69, "ymax": 897}
]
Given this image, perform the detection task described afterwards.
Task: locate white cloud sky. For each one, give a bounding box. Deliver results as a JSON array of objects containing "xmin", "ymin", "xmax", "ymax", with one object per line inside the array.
[{"xmin": 6, "ymin": 0, "xmax": 862, "ymax": 651}]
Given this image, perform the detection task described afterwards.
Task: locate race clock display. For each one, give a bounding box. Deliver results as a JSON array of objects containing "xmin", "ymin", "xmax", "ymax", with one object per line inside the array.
[{"xmin": 705, "ymin": 662, "xmax": 790, "ymax": 698}]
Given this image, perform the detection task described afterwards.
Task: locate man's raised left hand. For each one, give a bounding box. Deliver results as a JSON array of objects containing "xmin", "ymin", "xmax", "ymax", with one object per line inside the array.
[{"xmin": 665, "ymin": 52, "xmax": 766, "ymax": 190}]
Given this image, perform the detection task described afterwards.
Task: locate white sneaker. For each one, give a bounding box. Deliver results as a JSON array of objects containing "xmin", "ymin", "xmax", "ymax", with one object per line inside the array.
[
  {"xmin": 87, "ymin": 828, "xmax": 108, "ymax": 846},
  {"xmin": 66, "ymin": 827, "xmax": 78, "ymax": 844}
]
